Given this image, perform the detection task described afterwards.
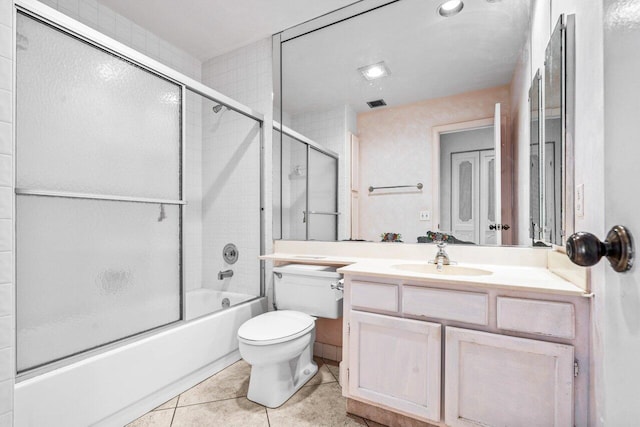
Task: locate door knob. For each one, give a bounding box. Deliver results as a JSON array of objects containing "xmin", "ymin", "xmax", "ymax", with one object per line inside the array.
[
  {"xmin": 489, "ymin": 224, "xmax": 510, "ymax": 231},
  {"xmin": 566, "ymin": 225, "xmax": 634, "ymax": 272}
]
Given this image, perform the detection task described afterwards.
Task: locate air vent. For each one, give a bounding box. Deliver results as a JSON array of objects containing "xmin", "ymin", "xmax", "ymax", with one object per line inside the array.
[{"xmin": 367, "ymin": 99, "xmax": 387, "ymax": 108}]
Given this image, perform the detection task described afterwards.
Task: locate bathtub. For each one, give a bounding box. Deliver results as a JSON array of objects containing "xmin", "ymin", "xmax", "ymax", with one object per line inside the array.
[
  {"xmin": 185, "ymin": 288, "xmax": 257, "ymax": 321},
  {"xmin": 14, "ymin": 296, "xmax": 267, "ymax": 427}
]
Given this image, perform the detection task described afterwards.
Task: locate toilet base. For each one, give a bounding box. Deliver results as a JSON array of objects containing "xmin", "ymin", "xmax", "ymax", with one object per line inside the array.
[{"xmin": 246, "ymin": 345, "xmax": 318, "ymax": 408}]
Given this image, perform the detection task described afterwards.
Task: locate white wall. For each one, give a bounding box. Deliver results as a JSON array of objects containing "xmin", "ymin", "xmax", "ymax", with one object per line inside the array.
[
  {"xmin": 200, "ymin": 38, "xmax": 273, "ymax": 301},
  {"xmin": 184, "ymin": 91, "xmax": 203, "ymax": 292},
  {"xmin": 510, "ymin": 30, "xmax": 532, "ymax": 245},
  {"xmin": 524, "ymin": 0, "xmax": 606, "ymax": 423},
  {"xmin": 38, "ymin": 0, "xmax": 201, "ymax": 80},
  {"xmin": 0, "ymin": 0, "xmax": 13, "ymax": 423}
]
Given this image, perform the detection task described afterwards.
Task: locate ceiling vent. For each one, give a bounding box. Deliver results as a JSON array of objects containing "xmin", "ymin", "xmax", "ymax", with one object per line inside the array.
[{"xmin": 367, "ymin": 99, "xmax": 387, "ymax": 108}]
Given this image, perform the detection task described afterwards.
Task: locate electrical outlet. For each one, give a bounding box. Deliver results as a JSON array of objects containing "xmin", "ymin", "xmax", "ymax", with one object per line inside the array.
[
  {"xmin": 576, "ymin": 184, "xmax": 584, "ymax": 217},
  {"xmin": 419, "ymin": 210, "xmax": 431, "ymax": 221}
]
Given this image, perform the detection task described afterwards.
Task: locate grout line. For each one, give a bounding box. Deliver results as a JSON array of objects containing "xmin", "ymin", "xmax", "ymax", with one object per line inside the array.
[
  {"xmin": 265, "ymin": 407, "xmax": 271, "ymax": 427},
  {"xmin": 176, "ymin": 394, "xmax": 249, "ymax": 409},
  {"xmin": 169, "ymin": 406, "xmax": 177, "ymax": 427}
]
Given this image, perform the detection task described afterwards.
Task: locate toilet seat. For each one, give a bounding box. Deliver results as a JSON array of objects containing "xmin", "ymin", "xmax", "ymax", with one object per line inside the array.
[{"xmin": 238, "ymin": 310, "xmax": 315, "ymax": 346}]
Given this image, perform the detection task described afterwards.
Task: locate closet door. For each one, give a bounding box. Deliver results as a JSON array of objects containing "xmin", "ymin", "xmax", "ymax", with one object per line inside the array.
[
  {"xmin": 451, "ymin": 152, "xmax": 479, "ymax": 243},
  {"xmin": 479, "ymin": 150, "xmax": 497, "ymax": 245}
]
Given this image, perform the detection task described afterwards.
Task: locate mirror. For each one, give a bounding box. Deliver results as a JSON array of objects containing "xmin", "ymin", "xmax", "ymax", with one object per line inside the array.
[
  {"xmin": 275, "ymin": 0, "xmax": 548, "ymax": 246},
  {"xmin": 529, "ymin": 70, "xmax": 543, "ymax": 242},
  {"xmin": 538, "ymin": 14, "xmax": 575, "ymax": 246}
]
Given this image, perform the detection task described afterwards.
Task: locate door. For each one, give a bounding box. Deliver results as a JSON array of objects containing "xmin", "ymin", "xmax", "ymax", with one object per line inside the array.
[
  {"xmin": 451, "ymin": 149, "xmax": 497, "ymax": 244},
  {"xmin": 479, "ymin": 151, "xmax": 498, "ymax": 245},
  {"xmin": 306, "ymin": 147, "xmax": 338, "ymax": 240},
  {"xmin": 445, "ymin": 327, "xmax": 574, "ymax": 427},
  {"xmin": 601, "ymin": 7, "xmax": 640, "ymax": 422},
  {"xmin": 349, "ymin": 311, "xmax": 441, "ymax": 422},
  {"xmin": 493, "ymin": 103, "xmax": 502, "ymax": 245},
  {"xmin": 451, "ymin": 151, "xmax": 480, "ymax": 243},
  {"xmin": 350, "ymin": 133, "xmax": 360, "ymax": 239}
]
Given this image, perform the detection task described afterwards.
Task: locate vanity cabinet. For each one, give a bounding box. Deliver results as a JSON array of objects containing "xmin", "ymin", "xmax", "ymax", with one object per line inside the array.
[
  {"xmin": 444, "ymin": 327, "xmax": 574, "ymax": 427},
  {"xmin": 342, "ymin": 275, "xmax": 588, "ymax": 427},
  {"xmin": 348, "ymin": 311, "xmax": 441, "ymax": 422}
]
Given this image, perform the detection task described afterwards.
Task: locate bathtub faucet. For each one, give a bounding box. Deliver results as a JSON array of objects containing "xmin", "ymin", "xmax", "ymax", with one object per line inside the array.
[{"xmin": 218, "ymin": 269, "xmax": 234, "ymax": 280}]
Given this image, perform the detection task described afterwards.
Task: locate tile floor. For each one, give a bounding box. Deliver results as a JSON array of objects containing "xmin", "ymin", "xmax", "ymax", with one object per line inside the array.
[{"xmin": 127, "ymin": 358, "xmax": 385, "ymax": 427}]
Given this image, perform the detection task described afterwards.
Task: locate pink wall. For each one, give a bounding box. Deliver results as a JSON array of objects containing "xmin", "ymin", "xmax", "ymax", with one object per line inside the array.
[{"xmin": 356, "ymin": 85, "xmax": 510, "ymax": 244}]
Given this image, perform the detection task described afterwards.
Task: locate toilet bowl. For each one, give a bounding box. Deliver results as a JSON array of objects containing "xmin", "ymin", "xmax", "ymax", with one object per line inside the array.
[
  {"xmin": 238, "ymin": 310, "xmax": 318, "ymax": 408},
  {"xmin": 237, "ymin": 264, "xmax": 343, "ymax": 408}
]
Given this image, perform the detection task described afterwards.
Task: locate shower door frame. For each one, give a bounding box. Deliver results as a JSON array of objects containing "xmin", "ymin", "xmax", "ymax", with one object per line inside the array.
[
  {"xmin": 14, "ymin": 0, "xmax": 267, "ymax": 378},
  {"xmin": 273, "ymin": 121, "xmax": 340, "ymax": 241}
]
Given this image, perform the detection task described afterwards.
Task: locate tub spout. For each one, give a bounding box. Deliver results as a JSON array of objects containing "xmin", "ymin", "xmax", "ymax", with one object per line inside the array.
[{"xmin": 218, "ymin": 269, "xmax": 234, "ymax": 280}]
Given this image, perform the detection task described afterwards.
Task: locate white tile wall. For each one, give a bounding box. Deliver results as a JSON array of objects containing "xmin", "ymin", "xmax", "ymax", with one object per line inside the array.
[
  {"xmin": 39, "ymin": 0, "xmax": 202, "ymax": 80},
  {"xmin": 201, "ymin": 38, "xmax": 273, "ymax": 304},
  {"xmin": 0, "ymin": 0, "xmax": 11, "ymax": 423},
  {"xmin": 184, "ymin": 90, "xmax": 203, "ymax": 292}
]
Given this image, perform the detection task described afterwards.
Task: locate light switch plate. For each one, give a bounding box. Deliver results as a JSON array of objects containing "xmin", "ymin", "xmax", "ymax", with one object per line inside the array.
[
  {"xmin": 419, "ymin": 210, "xmax": 431, "ymax": 221},
  {"xmin": 576, "ymin": 184, "xmax": 584, "ymax": 217}
]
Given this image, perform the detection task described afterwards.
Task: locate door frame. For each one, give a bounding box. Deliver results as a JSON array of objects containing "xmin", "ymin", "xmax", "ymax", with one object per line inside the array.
[
  {"xmin": 432, "ymin": 115, "xmax": 511, "ymax": 243},
  {"xmin": 431, "ymin": 117, "xmax": 495, "ymax": 233}
]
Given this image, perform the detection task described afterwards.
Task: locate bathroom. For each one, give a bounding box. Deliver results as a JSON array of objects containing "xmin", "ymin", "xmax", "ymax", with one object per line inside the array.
[{"xmin": 0, "ymin": 0, "xmax": 639, "ymax": 425}]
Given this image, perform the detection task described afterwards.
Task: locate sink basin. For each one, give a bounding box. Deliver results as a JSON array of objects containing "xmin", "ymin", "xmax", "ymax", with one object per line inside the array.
[{"xmin": 391, "ymin": 264, "xmax": 492, "ymax": 276}]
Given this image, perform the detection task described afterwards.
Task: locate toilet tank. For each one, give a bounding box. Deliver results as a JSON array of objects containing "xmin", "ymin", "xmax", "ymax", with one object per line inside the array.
[{"xmin": 273, "ymin": 264, "xmax": 343, "ymax": 319}]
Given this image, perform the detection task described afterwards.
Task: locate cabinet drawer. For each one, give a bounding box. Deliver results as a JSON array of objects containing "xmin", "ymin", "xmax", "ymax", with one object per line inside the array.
[
  {"xmin": 497, "ymin": 297, "xmax": 575, "ymax": 339},
  {"xmin": 351, "ymin": 281, "xmax": 398, "ymax": 312},
  {"xmin": 403, "ymin": 286, "xmax": 488, "ymax": 325}
]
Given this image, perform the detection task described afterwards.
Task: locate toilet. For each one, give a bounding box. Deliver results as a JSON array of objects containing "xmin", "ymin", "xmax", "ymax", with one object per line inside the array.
[{"xmin": 238, "ymin": 264, "xmax": 343, "ymax": 408}]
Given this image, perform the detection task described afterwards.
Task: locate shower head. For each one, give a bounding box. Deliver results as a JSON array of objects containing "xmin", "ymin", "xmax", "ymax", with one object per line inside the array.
[{"xmin": 212, "ymin": 104, "xmax": 225, "ymax": 113}]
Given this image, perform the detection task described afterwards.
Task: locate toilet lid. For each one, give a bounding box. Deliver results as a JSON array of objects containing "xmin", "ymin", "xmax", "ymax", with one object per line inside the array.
[{"xmin": 238, "ymin": 310, "xmax": 315, "ymax": 344}]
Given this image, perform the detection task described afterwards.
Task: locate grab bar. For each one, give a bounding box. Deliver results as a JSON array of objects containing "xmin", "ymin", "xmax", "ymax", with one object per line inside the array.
[
  {"xmin": 307, "ymin": 211, "xmax": 341, "ymax": 215},
  {"xmin": 368, "ymin": 183, "xmax": 423, "ymax": 193}
]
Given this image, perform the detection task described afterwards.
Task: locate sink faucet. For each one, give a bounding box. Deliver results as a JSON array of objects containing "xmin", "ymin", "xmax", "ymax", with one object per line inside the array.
[
  {"xmin": 428, "ymin": 233, "xmax": 456, "ymax": 272},
  {"xmin": 218, "ymin": 269, "xmax": 234, "ymax": 280}
]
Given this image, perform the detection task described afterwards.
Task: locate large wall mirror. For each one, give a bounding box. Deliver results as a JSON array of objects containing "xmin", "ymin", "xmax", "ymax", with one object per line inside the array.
[
  {"xmin": 529, "ymin": 13, "xmax": 575, "ymax": 247},
  {"xmin": 274, "ymin": 0, "xmax": 574, "ymax": 247}
]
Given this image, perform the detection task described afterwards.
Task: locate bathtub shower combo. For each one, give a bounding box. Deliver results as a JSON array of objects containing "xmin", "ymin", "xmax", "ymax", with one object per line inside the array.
[{"xmin": 13, "ymin": 1, "xmax": 266, "ymax": 425}]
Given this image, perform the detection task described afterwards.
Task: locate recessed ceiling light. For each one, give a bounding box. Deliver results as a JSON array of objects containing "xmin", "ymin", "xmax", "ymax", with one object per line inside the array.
[
  {"xmin": 438, "ymin": 0, "xmax": 464, "ymax": 17},
  {"xmin": 358, "ymin": 61, "xmax": 391, "ymax": 81}
]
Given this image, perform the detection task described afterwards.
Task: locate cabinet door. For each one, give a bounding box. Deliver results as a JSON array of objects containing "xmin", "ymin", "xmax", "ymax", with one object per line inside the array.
[
  {"xmin": 349, "ymin": 311, "xmax": 441, "ymax": 422},
  {"xmin": 445, "ymin": 327, "xmax": 574, "ymax": 427}
]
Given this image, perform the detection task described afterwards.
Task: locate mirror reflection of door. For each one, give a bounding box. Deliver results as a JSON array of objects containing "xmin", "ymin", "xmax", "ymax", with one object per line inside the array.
[{"xmin": 440, "ymin": 126, "xmax": 497, "ymax": 245}]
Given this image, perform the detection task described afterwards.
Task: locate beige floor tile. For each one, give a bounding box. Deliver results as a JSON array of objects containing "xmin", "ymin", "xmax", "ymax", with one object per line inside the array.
[
  {"xmin": 178, "ymin": 360, "xmax": 251, "ymax": 406},
  {"xmin": 153, "ymin": 396, "xmax": 178, "ymax": 411},
  {"xmin": 172, "ymin": 397, "xmax": 268, "ymax": 427},
  {"xmin": 325, "ymin": 361, "xmax": 340, "ymax": 383},
  {"xmin": 364, "ymin": 420, "xmax": 387, "ymax": 427},
  {"xmin": 305, "ymin": 362, "xmax": 338, "ymax": 387},
  {"xmin": 267, "ymin": 382, "xmax": 367, "ymax": 427},
  {"xmin": 126, "ymin": 408, "xmax": 174, "ymax": 427}
]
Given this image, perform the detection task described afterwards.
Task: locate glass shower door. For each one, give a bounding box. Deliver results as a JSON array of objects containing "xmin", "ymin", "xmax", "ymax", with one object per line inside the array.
[
  {"xmin": 281, "ymin": 134, "xmax": 308, "ymax": 240},
  {"xmin": 307, "ymin": 148, "xmax": 338, "ymax": 241},
  {"xmin": 15, "ymin": 13, "xmax": 182, "ymax": 372}
]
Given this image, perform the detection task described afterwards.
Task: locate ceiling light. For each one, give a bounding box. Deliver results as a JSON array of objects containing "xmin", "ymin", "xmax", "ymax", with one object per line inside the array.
[
  {"xmin": 438, "ymin": 0, "xmax": 464, "ymax": 17},
  {"xmin": 358, "ymin": 61, "xmax": 391, "ymax": 81}
]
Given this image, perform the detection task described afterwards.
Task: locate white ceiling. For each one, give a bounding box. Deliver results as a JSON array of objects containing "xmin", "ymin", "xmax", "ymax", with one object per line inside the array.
[
  {"xmin": 281, "ymin": 0, "xmax": 531, "ymax": 114},
  {"xmin": 99, "ymin": 0, "xmax": 531, "ymax": 115},
  {"xmin": 99, "ymin": 0, "xmax": 359, "ymax": 60}
]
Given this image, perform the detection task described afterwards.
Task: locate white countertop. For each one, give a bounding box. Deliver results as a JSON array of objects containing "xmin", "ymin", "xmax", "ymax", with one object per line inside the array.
[{"xmin": 260, "ymin": 253, "xmax": 587, "ymax": 296}]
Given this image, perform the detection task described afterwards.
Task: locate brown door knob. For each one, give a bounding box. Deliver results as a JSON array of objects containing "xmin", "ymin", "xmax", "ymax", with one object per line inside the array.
[{"xmin": 566, "ymin": 225, "xmax": 634, "ymax": 272}]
